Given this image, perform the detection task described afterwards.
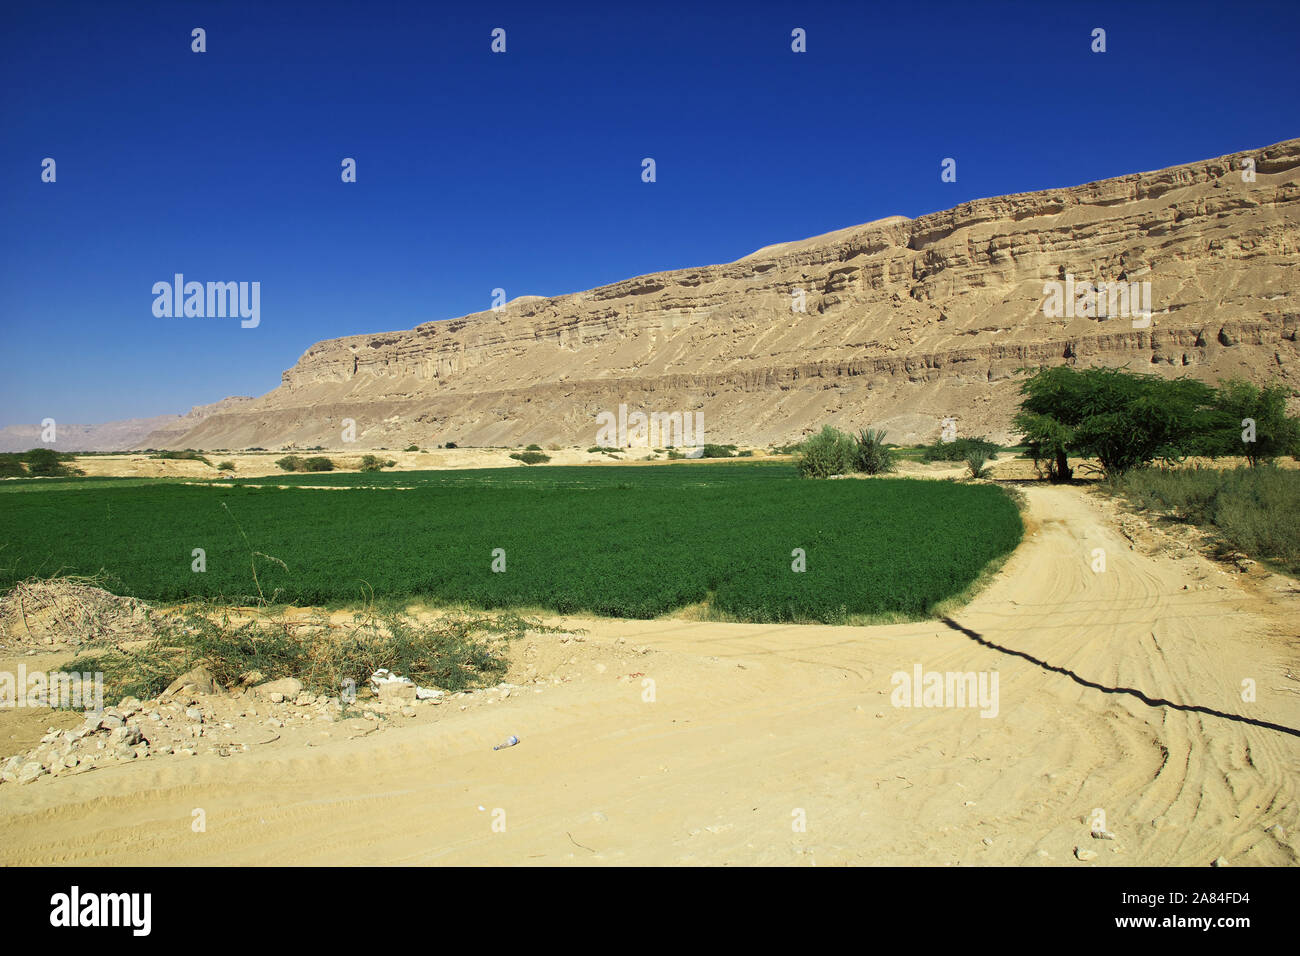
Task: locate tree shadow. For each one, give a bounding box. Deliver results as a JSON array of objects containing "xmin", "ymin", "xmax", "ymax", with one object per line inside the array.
[{"xmin": 940, "ymin": 616, "xmax": 1300, "ymax": 739}]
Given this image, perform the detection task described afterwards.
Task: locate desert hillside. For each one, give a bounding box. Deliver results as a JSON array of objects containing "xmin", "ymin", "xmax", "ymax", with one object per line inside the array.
[{"xmin": 148, "ymin": 138, "xmax": 1300, "ymax": 450}]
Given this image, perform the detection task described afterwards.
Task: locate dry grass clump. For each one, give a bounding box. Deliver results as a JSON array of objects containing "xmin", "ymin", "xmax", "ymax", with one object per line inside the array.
[
  {"xmin": 64, "ymin": 603, "xmax": 570, "ymax": 704},
  {"xmin": 0, "ymin": 576, "xmax": 156, "ymax": 647}
]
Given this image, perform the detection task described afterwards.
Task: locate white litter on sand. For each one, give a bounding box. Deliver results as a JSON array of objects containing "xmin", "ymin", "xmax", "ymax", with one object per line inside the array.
[{"xmin": 368, "ymin": 668, "xmax": 445, "ymax": 700}]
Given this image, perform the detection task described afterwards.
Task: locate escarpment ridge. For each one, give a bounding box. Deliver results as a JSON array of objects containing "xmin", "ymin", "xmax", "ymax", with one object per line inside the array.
[{"xmin": 148, "ymin": 138, "xmax": 1300, "ymax": 449}]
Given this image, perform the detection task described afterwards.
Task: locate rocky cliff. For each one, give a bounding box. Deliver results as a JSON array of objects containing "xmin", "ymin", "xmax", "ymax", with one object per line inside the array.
[{"xmin": 147, "ymin": 138, "xmax": 1300, "ymax": 450}]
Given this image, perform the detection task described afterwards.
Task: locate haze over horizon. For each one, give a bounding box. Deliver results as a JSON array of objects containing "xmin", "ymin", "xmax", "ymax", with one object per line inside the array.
[{"xmin": 3, "ymin": 0, "xmax": 1298, "ymax": 425}]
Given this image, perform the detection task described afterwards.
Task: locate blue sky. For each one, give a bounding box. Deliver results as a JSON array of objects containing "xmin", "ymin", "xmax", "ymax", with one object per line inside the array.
[{"xmin": 1, "ymin": 0, "xmax": 1297, "ymax": 424}]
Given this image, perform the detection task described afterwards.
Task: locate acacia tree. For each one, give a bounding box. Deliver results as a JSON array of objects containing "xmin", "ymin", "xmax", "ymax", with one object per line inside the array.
[
  {"xmin": 1012, "ymin": 366, "xmax": 1086, "ymax": 480},
  {"xmin": 1014, "ymin": 366, "xmax": 1216, "ymax": 478}
]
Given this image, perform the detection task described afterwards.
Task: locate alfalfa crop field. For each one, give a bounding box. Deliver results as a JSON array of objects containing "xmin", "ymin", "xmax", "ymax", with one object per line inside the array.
[{"xmin": 0, "ymin": 462, "xmax": 1023, "ymax": 623}]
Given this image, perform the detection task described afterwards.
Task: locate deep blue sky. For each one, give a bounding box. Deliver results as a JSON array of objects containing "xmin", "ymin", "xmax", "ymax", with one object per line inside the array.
[{"xmin": 2, "ymin": 0, "xmax": 1297, "ymax": 424}]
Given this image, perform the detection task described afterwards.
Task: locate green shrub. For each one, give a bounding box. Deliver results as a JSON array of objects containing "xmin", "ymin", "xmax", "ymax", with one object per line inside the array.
[
  {"xmin": 965, "ymin": 450, "xmax": 990, "ymax": 479},
  {"xmin": 22, "ymin": 449, "xmax": 62, "ymax": 476},
  {"xmin": 404, "ymin": 444, "xmax": 419, "ymax": 452},
  {"xmin": 276, "ymin": 455, "xmax": 304, "ymax": 472},
  {"xmin": 303, "ymin": 456, "xmax": 335, "ymax": 472},
  {"xmin": 796, "ymin": 426, "xmax": 857, "ymax": 478},
  {"xmin": 66, "ymin": 608, "xmax": 561, "ymax": 703},
  {"xmin": 149, "ymin": 449, "xmax": 213, "ymax": 465},
  {"xmin": 360, "ymin": 455, "xmax": 396, "ymax": 472},
  {"xmin": 701, "ymin": 444, "xmax": 735, "ymax": 458},
  {"xmin": 919, "ymin": 436, "xmax": 1000, "ymax": 463},
  {"xmin": 217, "ymin": 461, "xmax": 236, "ymax": 472},
  {"xmin": 509, "ymin": 451, "xmax": 550, "ymax": 465},
  {"xmin": 854, "ymin": 429, "xmax": 896, "ymax": 475},
  {"xmin": 525, "ymin": 444, "xmax": 543, "ymax": 451},
  {"xmin": 23, "ymin": 448, "xmax": 81, "ymax": 476}
]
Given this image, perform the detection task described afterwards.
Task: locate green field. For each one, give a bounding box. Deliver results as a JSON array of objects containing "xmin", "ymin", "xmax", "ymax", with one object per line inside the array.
[{"xmin": 0, "ymin": 463, "xmax": 1023, "ymax": 622}]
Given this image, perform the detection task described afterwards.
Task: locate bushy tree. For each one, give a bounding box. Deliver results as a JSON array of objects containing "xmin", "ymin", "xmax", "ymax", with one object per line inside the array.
[
  {"xmin": 1014, "ymin": 366, "xmax": 1216, "ymax": 478},
  {"xmin": 795, "ymin": 426, "xmax": 857, "ymax": 478},
  {"xmin": 1203, "ymin": 378, "xmax": 1300, "ymax": 466},
  {"xmin": 24, "ymin": 448, "xmax": 61, "ymax": 475}
]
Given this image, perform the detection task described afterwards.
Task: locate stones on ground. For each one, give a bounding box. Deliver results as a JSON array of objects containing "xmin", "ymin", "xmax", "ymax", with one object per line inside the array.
[
  {"xmin": 1091, "ymin": 829, "xmax": 1116, "ymax": 840},
  {"xmin": 108, "ymin": 725, "xmax": 142, "ymax": 747},
  {"xmin": 377, "ymin": 681, "xmax": 416, "ymax": 702},
  {"xmin": 253, "ymin": 677, "xmax": 303, "ymax": 701},
  {"xmin": 1211, "ymin": 856, "xmax": 1230, "ymax": 867},
  {"xmin": 162, "ymin": 666, "xmax": 216, "ymax": 698},
  {"xmin": 1074, "ymin": 846, "xmax": 1098, "ymax": 861}
]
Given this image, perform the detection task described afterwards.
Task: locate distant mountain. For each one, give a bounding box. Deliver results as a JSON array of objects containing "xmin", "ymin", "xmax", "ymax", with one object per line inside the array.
[{"xmin": 0, "ymin": 397, "xmax": 255, "ymax": 453}]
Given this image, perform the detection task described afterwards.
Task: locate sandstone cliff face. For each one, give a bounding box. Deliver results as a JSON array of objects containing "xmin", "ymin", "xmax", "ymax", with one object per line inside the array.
[{"xmin": 151, "ymin": 139, "xmax": 1300, "ymax": 450}]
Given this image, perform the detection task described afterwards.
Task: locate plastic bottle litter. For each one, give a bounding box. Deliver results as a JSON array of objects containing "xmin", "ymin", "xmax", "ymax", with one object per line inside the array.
[{"xmin": 493, "ymin": 735, "xmax": 519, "ymax": 751}]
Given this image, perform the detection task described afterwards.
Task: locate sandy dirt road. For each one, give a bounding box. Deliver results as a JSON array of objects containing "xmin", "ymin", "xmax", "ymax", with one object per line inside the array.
[{"xmin": 1, "ymin": 485, "xmax": 1296, "ymax": 865}]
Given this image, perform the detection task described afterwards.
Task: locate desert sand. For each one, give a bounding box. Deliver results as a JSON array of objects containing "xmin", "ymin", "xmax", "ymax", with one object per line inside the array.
[
  {"xmin": 1, "ymin": 481, "xmax": 1296, "ymax": 866},
  {"xmin": 64, "ymin": 447, "xmax": 737, "ymax": 480}
]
